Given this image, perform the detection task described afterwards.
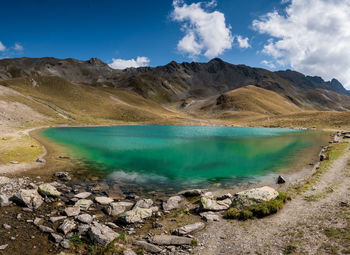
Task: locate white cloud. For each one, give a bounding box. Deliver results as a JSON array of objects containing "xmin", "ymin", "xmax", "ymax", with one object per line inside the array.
[
  {"xmin": 109, "ymin": 56, "xmax": 150, "ymax": 69},
  {"xmin": 261, "ymin": 60, "xmax": 276, "ymax": 69},
  {"xmin": 0, "ymin": 41, "xmax": 6, "ymax": 52},
  {"xmin": 253, "ymin": 0, "xmax": 350, "ymax": 88},
  {"xmin": 236, "ymin": 35, "xmax": 250, "ymax": 48},
  {"xmin": 14, "ymin": 43, "xmax": 23, "ymax": 51},
  {"xmin": 172, "ymin": 0, "xmax": 234, "ymax": 58}
]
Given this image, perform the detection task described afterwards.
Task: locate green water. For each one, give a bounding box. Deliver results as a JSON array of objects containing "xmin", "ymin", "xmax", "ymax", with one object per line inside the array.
[{"xmin": 42, "ymin": 125, "xmax": 325, "ymax": 189}]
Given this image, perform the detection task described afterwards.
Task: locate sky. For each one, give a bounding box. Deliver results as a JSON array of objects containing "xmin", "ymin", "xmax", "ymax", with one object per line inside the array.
[{"xmin": 1, "ymin": 0, "xmax": 350, "ymax": 88}]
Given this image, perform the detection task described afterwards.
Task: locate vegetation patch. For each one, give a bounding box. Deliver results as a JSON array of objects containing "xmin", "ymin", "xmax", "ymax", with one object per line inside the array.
[{"xmin": 225, "ymin": 192, "xmax": 291, "ymax": 220}]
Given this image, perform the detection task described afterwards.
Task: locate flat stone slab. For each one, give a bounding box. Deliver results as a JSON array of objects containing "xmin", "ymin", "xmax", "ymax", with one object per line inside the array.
[
  {"xmin": 76, "ymin": 214, "xmax": 93, "ymax": 224},
  {"xmin": 75, "ymin": 199, "xmax": 93, "ymax": 210},
  {"xmin": 65, "ymin": 206, "xmax": 80, "ymax": 217},
  {"xmin": 74, "ymin": 192, "xmax": 92, "ymax": 199},
  {"xmin": 173, "ymin": 222, "xmax": 205, "ymax": 236},
  {"xmin": 150, "ymin": 235, "xmax": 192, "ymax": 246},
  {"xmin": 88, "ymin": 222, "xmax": 119, "ymax": 246},
  {"xmin": 95, "ymin": 196, "xmax": 114, "ymax": 205},
  {"xmin": 135, "ymin": 240, "xmax": 162, "ymax": 253}
]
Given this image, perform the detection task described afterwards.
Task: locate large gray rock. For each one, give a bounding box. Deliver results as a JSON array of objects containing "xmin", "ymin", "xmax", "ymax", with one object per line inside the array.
[
  {"xmin": 134, "ymin": 199, "xmax": 153, "ymax": 209},
  {"xmin": 162, "ymin": 196, "xmax": 183, "ymax": 211},
  {"xmin": 58, "ymin": 219, "xmax": 76, "ymax": 235},
  {"xmin": 65, "ymin": 206, "xmax": 80, "ymax": 217},
  {"xmin": 39, "ymin": 225, "xmax": 54, "ymax": 233},
  {"xmin": 150, "ymin": 235, "xmax": 192, "ymax": 246},
  {"xmin": 118, "ymin": 207, "xmax": 153, "ymax": 224},
  {"xmin": 95, "ymin": 196, "xmax": 114, "ymax": 205},
  {"xmin": 231, "ymin": 186, "xmax": 278, "ymax": 209},
  {"xmin": 173, "ymin": 222, "xmax": 205, "ymax": 236},
  {"xmin": 0, "ymin": 194, "xmax": 10, "ymax": 207},
  {"xmin": 76, "ymin": 214, "xmax": 93, "ymax": 224},
  {"xmin": 200, "ymin": 211, "xmax": 220, "ymax": 222},
  {"xmin": 38, "ymin": 183, "xmax": 61, "ymax": 197},
  {"xmin": 88, "ymin": 222, "xmax": 119, "ymax": 246},
  {"xmin": 50, "ymin": 233, "xmax": 63, "ymax": 243},
  {"xmin": 199, "ymin": 197, "xmax": 231, "ymax": 211},
  {"xmin": 75, "ymin": 199, "xmax": 93, "ymax": 210},
  {"xmin": 74, "ymin": 192, "xmax": 92, "ymax": 199},
  {"xmin": 135, "ymin": 240, "xmax": 162, "ymax": 253},
  {"xmin": 105, "ymin": 202, "xmax": 133, "ymax": 216},
  {"xmin": 12, "ymin": 189, "xmax": 43, "ymax": 209}
]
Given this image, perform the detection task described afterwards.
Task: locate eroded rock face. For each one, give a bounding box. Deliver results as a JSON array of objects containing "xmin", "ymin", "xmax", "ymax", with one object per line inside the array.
[
  {"xmin": 150, "ymin": 235, "xmax": 192, "ymax": 246},
  {"xmin": 163, "ymin": 196, "xmax": 183, "ymax": 211},
  {"xmin": 118, "ymin": 207, "xmax": 153, "ymax": 224},
  {"xmin": 173, "ymin": 222, "xmax": 205, "ymax": 236},
  {"xmin": 88, "ymin": 222, "xmax": 119, "ymax": 246},
  {"xmin": 12, "ymin": 189, "xmax": 43, "ymax": 209},
  {"xmin": 231, "ymin": 186, "xmax": 278, "ymax": 209},
  {"xmin": 199, "ymin": 197, "xmax": 231, "ymax": 211},
  {"xmin": 38, "ymin": 183, "xmax": 61, "ymax": 197}
]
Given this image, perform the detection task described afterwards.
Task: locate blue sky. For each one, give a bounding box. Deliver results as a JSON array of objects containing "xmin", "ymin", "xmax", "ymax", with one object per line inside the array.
[{"xmin": 1, "ymin": 0, "xmax": 350, "ymax": 88}]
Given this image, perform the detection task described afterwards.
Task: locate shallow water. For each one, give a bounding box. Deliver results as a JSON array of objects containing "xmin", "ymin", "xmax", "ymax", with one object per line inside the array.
[{"xmin": 42, "ymin": 125, "xmax": 327, "ymax": 190}]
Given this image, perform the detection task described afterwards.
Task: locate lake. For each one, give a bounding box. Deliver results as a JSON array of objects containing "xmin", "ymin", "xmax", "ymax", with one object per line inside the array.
[{"xmin": 41, "ymin": 125, "xmax": 327, "ymax": 191}]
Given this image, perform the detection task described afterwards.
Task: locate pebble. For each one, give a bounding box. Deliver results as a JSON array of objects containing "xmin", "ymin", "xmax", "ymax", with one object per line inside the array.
[
  {"xmin": 3, "ymin": 224, "xmax": 11, "ymax": 230},
  {"xmin": 50, "ymin": 216, "xmax": 67, "ymax": 223},
  {"xmin": 0, "ymin": 244, "xmax": 8, "ymax": 250},
  {"xmin": 60, "ymin": 239, "xmax": 70, "ymax": 249}
]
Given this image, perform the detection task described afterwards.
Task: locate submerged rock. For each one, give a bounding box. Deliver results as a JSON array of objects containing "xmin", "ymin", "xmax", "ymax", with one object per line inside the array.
[
  {"xmin": 38, "ymin": 183, "xmax": 61, "ymax": 197},
  {"xmin": 150, "ymin": 235, "xmax": 193, "ymax": 246},
  {"xmin": 231, "ymin": 186, "xmax": 278, "ymax": 209},
  {"xmin": 12, "ymin": 189, "xmax": 43, "ymax": 209},
  {"xmin": 88, "ymin": 222, "xmax": 119, "ymax": 246},
  {"xmin": 163, "ymin": 196, "xmax": 183, "ymax": 211},
  {"xmin": 173, "ymin": 222, "xmax": 205, "ymax": 236}
]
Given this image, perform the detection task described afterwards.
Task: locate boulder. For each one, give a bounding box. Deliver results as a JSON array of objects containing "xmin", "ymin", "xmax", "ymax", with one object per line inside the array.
[
  {"xmin": 150, "ymin": 235, "xmax": 192, "ymax": 246},
  {"xmin": 134, "ymin": 199, "xmax": 153, "ymax": 209},
  {"xmin": 54, "ymin": 172, "xmax": 71, "ymax": 181},
  {"xmin": 76, "ymin": 214, "xmax": 93, "ymax": 224},
  {"xmin": 178, "ymin": 189, "xmax": 203, "ymax": 197},
  {"xmin": 231, "ymin": 186, "xmax": 279, "ymax": 209},
  {"xmin": 105, "ymin": 202, "xmax": 133, "ymax": 216},
  {"xmin": 162, "ymin": 196, "xmax": 183, "ymax": 211},
  {"xmin": 200, "ymin": 212, "xmax": 220, "ymax": 222},
  {"xmin": 173, "ymin": 222, "xmax": 205, "ymax": 236},
  {"xmin": 74, "ymin": 192, "xmax": 92, "ymax": 199},
  {"xmin": 0, "ymin": 194, "xmax": 10, "ymax": 207},
  {"xmin": 200, "ymin": 197, "xmax": 231, "ymax": 211},
  {"xmin": 118, "ymin": 207, "xmax": 153, "ymax": 224},
  {"xmin": 75, "ymin": 199, "xmax": 93, "ymax": 210},
  {"xmin": 95, "ymin": 196, "xmax": 114, "ymax": 205},
  {"xmin": 65, "ymin": 206, "xmax": 80, "ymax": 217},
  {"xmin": 38, "ymin": 183, "xmax": 61, "ymax": 197},
  {"xmin": 135, "ymin": 240, "xmax": 162, "ymax": 253},
  {"xmin": 12, "ymin": 189, "xmax": 43, "ymax": 209},
  {"xmin": 58, "ymin": 219, "xmax": 76, "ymax": 235},
  {"xmin": 88, "ymin": 222, "xmax": 119, "ymax": 246}
]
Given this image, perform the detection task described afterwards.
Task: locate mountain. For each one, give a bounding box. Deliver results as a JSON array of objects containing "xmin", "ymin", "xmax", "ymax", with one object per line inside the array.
[{"xmin": 0, "ymin": 57, "xmax": 349, "ymax": 128}]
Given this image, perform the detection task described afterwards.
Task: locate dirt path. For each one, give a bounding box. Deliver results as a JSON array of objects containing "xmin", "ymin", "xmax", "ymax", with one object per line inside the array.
[{"xmin": 195, "ymin": 143, "xmax": 350, "ymax": 255}]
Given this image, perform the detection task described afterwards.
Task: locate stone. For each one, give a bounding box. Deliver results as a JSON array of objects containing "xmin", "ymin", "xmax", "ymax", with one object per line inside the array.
[
  {"xmin": 64, "ymin": 206, "xmax": 80, "ymax": 217},
  {"xmin": 88, "ymin": 222, "xmax": 119, "ymax": 246},
  {"xmin": 123, "ymin": 249, "xmax": 137, "ymax": 255},
  {"xmin": 58, "ymin": 219, "xmax": 76, "ymax": 235},
  {"xmin": 162, "ymin": 196, "xmax": 183, "ymax": 211},
  {"xmin": 150, "ymin": 235, "xmax": 192, "ymax": 246},
  {"xmin": 54, "ymin": 172, "xmax": 71, "ymax": 181},
  {"xmin": 95, "ymin": 196, "xmax": 114, "ymax": 205},
  {"xmin": 0, "ymin": 176, "xmax": 11, "ymax": 185},
  {"xmin": 134, "ymin": 199, "xmax": 153, "ymax": 209},
  {"xmin": 3, "ymin": 224, "xmax": 11, "ymax": 230},
  {"xmin": 231, "ymin": 186, "xmax": 279, "ymax": 209},
  {"xmin": 12, "ymin": 189, "xmax": 43, "ymax": 209},
  {"xmin": 0, "ymin": 244, "xmax": 8, "ymax": 250},
  {"xmin": 217, "ymin": 193, "xmax": 233, "ymax": 200},
  {"xmin": 33, "ymin": 217, "xmax": 43, "ymax": 226},
  {"xmin": 76, "ymin": 214, "xmax": 93, "ymax": 224},
  {"xmin": 277, "ymin": 175, "xmax": 286, "ymax": 184},
  {"xmin": 105, "ymin": 222, "xmax": 118, "ymax": 229},
  {"xmin": 135, "ymin": 240, "xmax": 162, "ymax": 253},
  {"xmin": 75, "ymin": 199, "xmax": 93, "ymax": 210},
  {"xmin": 178, "ymin": 189, "xmax": 203, "ymax": 197},
  {"xmin": 50, "ymin": 233, "xmax": 63, "ymax": 243},
  {"xmin": 199, "ymin": 197, "xmax": 231, "ymax": 211},
  {"xmin": 77, "ymin": 224, "xmax": 90, "ymax": 236},
  {"xmin": 36, "ymin": 158, "xmax": 46, "ymax": 163},
  {"xmin": 173, "ymin": 222, "xmax": 205, "ymax": 236},
  {"xmin": 38, "ymin": 183, "xmax": 61, "ymax": 197},
  {"xmin": 39, "ymin": 225, "xmax": 54, "ymax": 233},
  {"xmin": 0, "ymin": 194, "xmax": 10, "ymax": 207},
  {"xmin": 60, "ymin": 239, "xmax": 70, "ymax": 249},
  {"xmin": 74, "ymin": 192, "xmax": 92, "ymax": 199},
  {"xmin": 105, "ymin": 202, "xmax": 131, "ymax": 216},
  {"xmin": 200, "ymin": 211, "xmax": 220, "ymax": 222},
  {"xmin": 118, "ymin": 207, "xmax": 153, "ymax": 224},
  {"xmin": 50, "ymin": 216, "xmax": 67, "ymax": 223}
]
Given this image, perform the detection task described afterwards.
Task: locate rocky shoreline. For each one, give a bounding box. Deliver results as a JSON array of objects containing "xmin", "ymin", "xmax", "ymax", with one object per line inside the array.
[{"xmin": 0, "ymin": 131, "xmax": 346, "ymax": 255}]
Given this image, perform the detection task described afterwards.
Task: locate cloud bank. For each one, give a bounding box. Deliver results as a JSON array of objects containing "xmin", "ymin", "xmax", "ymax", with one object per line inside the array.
[
  {"xmin": 109, "ymin": 56, "xmax": 150, "ymax": 69},
  {"xmin": 253, "ymin": 0, "xmax": 350, "ymax": 88},
  {"xmin": 172, "ymin": 0, "xmax": 234, "ymax": 58}
]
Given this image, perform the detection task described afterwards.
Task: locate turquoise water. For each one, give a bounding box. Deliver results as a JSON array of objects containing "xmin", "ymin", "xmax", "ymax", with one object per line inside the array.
[{"xmin": 42, "ymin": 125, "xmax": 325, "ymax": 189}]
